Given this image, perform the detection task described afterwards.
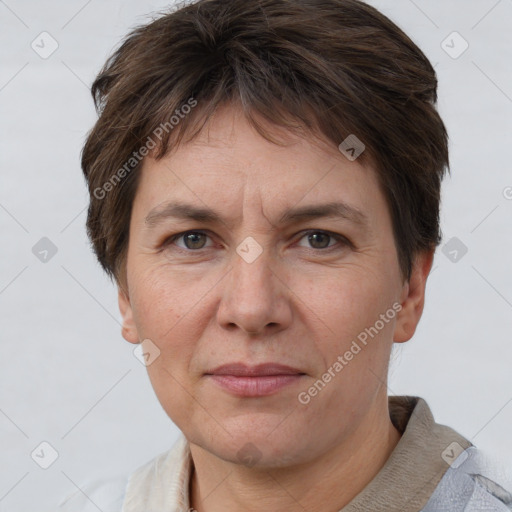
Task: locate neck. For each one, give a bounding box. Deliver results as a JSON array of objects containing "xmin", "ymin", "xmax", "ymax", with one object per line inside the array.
[{"xmin": 189, "ymin": 396, "xmax": 402, "ymax": 512}]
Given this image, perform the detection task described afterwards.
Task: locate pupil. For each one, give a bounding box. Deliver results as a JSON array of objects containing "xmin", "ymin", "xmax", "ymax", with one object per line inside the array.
[
  {"xmin": 310, "ymin": 232, "xmax": 329, "ymax": 249},
  {"xmin": 186, "ymin": 232, "xmax": 205, "ymax": 249}
]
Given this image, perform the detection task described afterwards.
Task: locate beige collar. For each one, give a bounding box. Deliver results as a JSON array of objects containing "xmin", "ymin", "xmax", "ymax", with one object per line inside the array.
[{"xmin": 341, "ymin": 396, "xmax": 472, "ymax": 511}]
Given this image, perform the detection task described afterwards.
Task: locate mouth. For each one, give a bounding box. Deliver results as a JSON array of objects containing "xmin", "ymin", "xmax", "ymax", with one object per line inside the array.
[{"xmin": 205, "ymin": 362, "xmax": 306, "ymax": 397}]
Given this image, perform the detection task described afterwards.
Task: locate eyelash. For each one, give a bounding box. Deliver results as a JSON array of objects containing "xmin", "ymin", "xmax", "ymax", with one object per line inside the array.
[{"xmin": 161, "ymin": 230, "xmax": 352, "ymax": 254}]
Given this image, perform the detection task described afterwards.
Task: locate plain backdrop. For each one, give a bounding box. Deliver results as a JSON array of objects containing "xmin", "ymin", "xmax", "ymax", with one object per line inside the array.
[{"xmin": 1, "ymin": 0, "xmax": 511, "ymax": 510}]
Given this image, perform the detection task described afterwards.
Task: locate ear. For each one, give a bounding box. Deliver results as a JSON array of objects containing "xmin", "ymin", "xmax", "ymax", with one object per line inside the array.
[
  {"xmin": 118, "ymin": 286, "xmax": 140, "ymax": 344},
  {"xmin": 393, "ymin": 249, "xmax": 435, "ymax": 343}
]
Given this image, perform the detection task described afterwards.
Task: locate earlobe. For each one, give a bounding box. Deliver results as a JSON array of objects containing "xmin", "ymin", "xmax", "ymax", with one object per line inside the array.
[
  {"xmin": 118, "ymin": 287, "xmax": 140, "ymax": 344},
  {"xmin": 393, "ymin": 249, "xmax": 434, "ymax": 343}
]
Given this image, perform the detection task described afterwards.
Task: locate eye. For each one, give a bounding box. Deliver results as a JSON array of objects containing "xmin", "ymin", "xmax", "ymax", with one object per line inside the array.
[
  {"xmin": 165, "ymin": 231, "xmax": 213, "ymax": 251},
  {"xmin": 296, "ymin": 230, "xmax": 349, "ymax": 250}
]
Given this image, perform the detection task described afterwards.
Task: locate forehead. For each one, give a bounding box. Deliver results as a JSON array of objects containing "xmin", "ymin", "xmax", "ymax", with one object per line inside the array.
[{"xmin": 132, "ymin": 105, "xmax": 388, "ymax": 232}]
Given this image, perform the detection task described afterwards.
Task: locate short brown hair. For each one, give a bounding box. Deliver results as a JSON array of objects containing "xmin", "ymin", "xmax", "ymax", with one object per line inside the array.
[{"xmin": 82, "ymin": 0, "xmax": 449, "ymax": 286}]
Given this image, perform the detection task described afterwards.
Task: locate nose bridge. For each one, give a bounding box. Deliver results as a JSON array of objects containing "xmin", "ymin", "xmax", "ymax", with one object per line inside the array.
[
  {"xmin": 232, "ymin": 235, "xmax": 276, "ymax": 307},
  {"xmin": 217, "ymin": 234, "xmax": 289, "ymax": 334}
]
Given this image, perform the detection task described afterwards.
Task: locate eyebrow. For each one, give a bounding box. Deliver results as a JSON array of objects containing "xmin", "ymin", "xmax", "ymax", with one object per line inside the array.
[{"xmin": 144, "ymin": 200, "xmax": 369, "ymax": 230}]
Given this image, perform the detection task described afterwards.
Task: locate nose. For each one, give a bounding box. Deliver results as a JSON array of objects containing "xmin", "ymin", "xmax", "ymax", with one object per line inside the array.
[{"xmin": 216, "ymin": 240, "xmax": 293, "ymax": 336}]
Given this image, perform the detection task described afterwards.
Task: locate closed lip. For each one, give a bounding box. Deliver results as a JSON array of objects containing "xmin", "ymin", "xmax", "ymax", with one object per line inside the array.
[{"xmin": 205, "ymin": 362, "xmax": 305, "ymax": 377}]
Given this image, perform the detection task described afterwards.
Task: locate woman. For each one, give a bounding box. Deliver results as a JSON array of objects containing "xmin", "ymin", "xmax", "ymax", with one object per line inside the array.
[{"xmin": 55, "ymin": 0, "xmax": 511, "ymax": 510}]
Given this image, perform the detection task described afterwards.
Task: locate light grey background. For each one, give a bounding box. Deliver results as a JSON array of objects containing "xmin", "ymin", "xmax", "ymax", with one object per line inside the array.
[{"xmin": 1, "ymin": 0, "xmax": 511, "ymax": 510}]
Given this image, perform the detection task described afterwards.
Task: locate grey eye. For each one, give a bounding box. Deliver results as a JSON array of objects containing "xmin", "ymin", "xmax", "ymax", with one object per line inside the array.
[
  {"xmin": 306, "ymin": 232, "xmax": 332, "ymax": 249},
  {"xmin": 297, "ymin": 231, "xmax": 339, "ymax": 249},
  {"xmin": 175, "ymin": 231, "xmax": 210, "ymax": 250}
]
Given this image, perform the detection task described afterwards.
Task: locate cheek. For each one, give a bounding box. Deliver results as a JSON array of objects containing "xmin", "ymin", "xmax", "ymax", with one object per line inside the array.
[
  {"xmin": 128, "ymin": 264, "xmax": 220, "ymax": 376},
  {"xmin": 131, "ymin": 282, "xmax": 180, "ymax": 341},
  {"xmin": 305, "ymin": 268, "xmax": 391, "ymax": 336},
  {"xmin": 129, "ymin": 269, "xmax": 205, "ymax": 424},
  {"xmin": 129, "ymin": 263, "xmax": 205, "ymax": 338},
  {"xmin": 303, "ymin": 271, "xmax": 396, "ymax": 411}
]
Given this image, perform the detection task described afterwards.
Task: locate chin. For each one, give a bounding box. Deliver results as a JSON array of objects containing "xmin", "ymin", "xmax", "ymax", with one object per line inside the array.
[{"xmin": 199, "ymin": 427, "xmax": 309, "ymax": 468}]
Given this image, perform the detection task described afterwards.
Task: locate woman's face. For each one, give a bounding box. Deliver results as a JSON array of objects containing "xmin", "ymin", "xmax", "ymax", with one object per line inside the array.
[{"xmin": 119, "ymin": 104, "xmax": 428, "ymax": 468}]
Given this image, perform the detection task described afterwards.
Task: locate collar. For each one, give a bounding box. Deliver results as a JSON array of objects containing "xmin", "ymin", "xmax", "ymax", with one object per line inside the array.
[
  {"xmin": 122, "ymin": 396, "xmax": 472, "ymax": 512},
  {"xmin": 341, "ymin": 396, "xmax": 472, "ymax": 511}
]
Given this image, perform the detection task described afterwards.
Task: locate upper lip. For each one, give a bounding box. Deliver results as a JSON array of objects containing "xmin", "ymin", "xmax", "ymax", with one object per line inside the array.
[{"xmin": 206, "ymin": 363, "xmax": 305, "ymax": 376}]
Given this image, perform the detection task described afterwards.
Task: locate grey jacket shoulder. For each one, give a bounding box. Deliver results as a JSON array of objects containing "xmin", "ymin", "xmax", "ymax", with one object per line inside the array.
[
  {"xmin": 50, "ymin": 475, "xmax": 128, "ymax": 512},
  {"xmin": 422, "ymin": 446, "xmax": 512, "ymax": 511}
]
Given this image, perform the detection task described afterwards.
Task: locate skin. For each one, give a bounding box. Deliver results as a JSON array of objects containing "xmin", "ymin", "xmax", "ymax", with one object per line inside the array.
[{"xmin": 118, "ymin": 104, "xmax": 433, "ymax": 512}]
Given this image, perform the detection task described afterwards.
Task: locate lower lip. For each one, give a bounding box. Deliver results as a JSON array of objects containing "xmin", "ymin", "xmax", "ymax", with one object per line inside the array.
[{"xmin": 207, "ymin": 374, "xmax": 304, "ymax": 397}]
